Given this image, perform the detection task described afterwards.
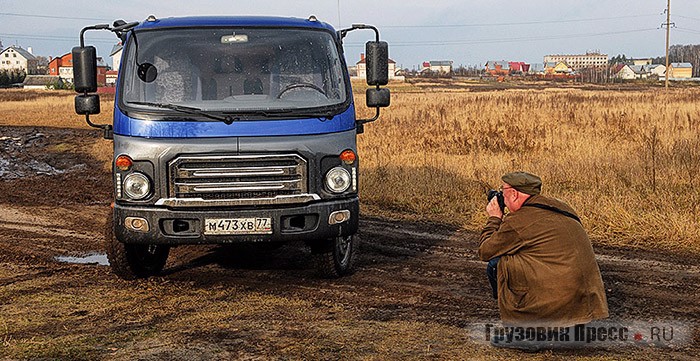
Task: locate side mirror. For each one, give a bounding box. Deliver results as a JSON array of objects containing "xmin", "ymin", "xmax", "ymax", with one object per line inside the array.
[
  {"xmin": 75, "ymin": 94, "xmax": 100, "ymax": 115},
  {"xmin": 365, "ymin": 41, "xmax": 388, "ymax": 86},
  {"xmin": 72, "ymin": 46, "xmax": 98, "ymax": 93},
  {"xmin": 366, "ymin": 88, "xmax": 390, "ymax": 108},
  {"xmin": 73, "ymin": 25, "xmax": 114, "ymax": 139},
  {"xmin": 341, "ymin": 24, "xmax": 391, "ymax": 131}
]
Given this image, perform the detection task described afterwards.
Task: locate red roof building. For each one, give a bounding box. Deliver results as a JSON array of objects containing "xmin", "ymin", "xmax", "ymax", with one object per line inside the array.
[
  {"xmin": 48, "ymin": 53, "xmax": 72, "ymax": 76},
  {"xmin": 48, "ymin": 52, "xmax": 106, "ymax": 86},
  {"xmin": 508, "ymin": 61, "xmax": 530, "ymax": 73}
]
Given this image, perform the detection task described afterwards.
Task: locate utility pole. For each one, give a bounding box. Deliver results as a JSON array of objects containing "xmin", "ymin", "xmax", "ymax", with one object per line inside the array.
[
  {"xmin": 664, "ymin": 0, "xmax": 671, "ymax": 89},
  {"xmin": 337, "ymin": 0, "xmax": 342, "ymax": 28}
]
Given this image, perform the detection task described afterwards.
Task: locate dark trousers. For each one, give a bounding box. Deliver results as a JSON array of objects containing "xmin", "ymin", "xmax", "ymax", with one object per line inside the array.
[{"xmin": 487, "ymin": 256, "xmax": 500, "ymax": 299}]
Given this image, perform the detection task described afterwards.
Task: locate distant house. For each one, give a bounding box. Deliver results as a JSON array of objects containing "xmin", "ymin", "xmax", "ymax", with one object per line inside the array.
[
  {"xmin": 49, "ymin": 54, "xmax": 65, "ymax": 75},
  {"xmin": 647, "ymin": 64, "xmax": 666, "ymax": 78},
  {"xmin": 508, "ymin": 61, "xmax": 530, "ymax": 74},
  {"xmin": 96, "ymin": 57, "xmax": 108, "ymax": 86},
  {"xmin": 485, "ymin": 61, "xmax": 509, "ymax": 76},
  {"xmin": 23, "ymin": 75, "xmax": 62, "ymax": 90},
  {"xmin": 544, "ymin": 61, "xmax": 572, "ymax": 74},
  {"xmin": 49, "ymin": 52, "xmax": 107, "ymax": 85},
  {"xmin": 106, "ymin": 70, "xmax": 119, "ymax": 86},
  {"xmin": 423, "ymin": 60, "xmax": 453, "ymax": 74},
  {"xmin": 355, "ymin": 53, "xmax": 397, "ymax": 79},
  {"xmin": 49, "ymin": 52, "xmax": 73, "ymax": 82},
  {"xmin": 110, "ymin": 43, "xmax": 123, "ymax": 71},
  {"xmin": 632, "ymin": 59, "xmax": 652, "ymax": 66},
  {"xmin": 0, "ymin": 46, "xmax": 38, "ymax": 74},
  {"xmin": 544, "ymin": 52, "xmax": 607, "ymax": 71},
  {"xmin": 630, "ymin": 65, "xmax": 647, "ymax": 79},
  {"xmin": 667, "ymin": 63, "xmax": 692, "ymax": 79},
  {"xmin": 529, "ymin": 63, "xmax": 545, "ymax": 74},
  {"xmin": 612, "ymin": 64, "xmax": 635, "ymax": 80}
]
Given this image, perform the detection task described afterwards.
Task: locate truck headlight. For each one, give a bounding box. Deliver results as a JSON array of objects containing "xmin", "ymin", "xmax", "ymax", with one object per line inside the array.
[
  {"xmin": 325, "ymin": 167, "xmax": 351, "ymax": 193},
  {"xmin": 123, "ymin": 172, "xmax": 151, "ymax": 200}
]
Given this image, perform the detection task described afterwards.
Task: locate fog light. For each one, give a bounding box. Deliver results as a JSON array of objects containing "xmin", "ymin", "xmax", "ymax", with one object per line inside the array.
[
  {"xmin": 329, "ymin": 210, "xmax": 350, "ymax": 225},
  {"xmin": 125, "ymin": 217, "xmax": 149, "ymax": 232}
]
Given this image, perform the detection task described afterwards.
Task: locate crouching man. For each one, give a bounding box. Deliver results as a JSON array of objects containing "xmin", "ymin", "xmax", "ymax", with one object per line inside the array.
[{"xmin": 479, "ymin": 171, "xmax": 608, "ymax": 350}]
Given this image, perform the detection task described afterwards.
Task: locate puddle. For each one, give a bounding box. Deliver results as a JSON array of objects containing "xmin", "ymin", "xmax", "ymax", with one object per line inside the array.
[{"xmin": 55, "ymin": 253, "xmax": 110, "ymax": 266}]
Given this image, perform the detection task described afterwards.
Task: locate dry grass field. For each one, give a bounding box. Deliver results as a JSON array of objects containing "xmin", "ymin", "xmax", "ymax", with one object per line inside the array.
[
  {"xmin": 2, "ymin": 86, "xmax": 700, "ymax": 254},
  {"xmin": 356, "ymin": 84, "xmax": 700, "ymax": 254}
]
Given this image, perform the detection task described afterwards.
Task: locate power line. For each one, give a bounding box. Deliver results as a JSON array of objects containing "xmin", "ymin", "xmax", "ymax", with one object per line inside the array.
[
  {"xmin": 0, "ymin": 12, "xmax": 109, "ymax": 21},
  {"xmin": 346, "ymin": 28, "xmax": 660, "ymax": 47},
  {"xmin": 675, "ymin": 27, "xmax": 700, "ymax": 35},
  {"xmin": 675, "ymin": 15, "xmax": 700, "ymax": 22},
  {"xmin": 380, "ymin": 13, "xmax": 660, "ymax": 29},
  {"xmin": 0, "ymin": 33, "xmax": 117, "ymax": 44}
]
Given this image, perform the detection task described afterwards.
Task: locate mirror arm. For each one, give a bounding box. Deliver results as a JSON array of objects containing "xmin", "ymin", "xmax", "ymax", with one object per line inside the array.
[
  {"xmin": 83, "ymin": 112, "xmax": 113, "ymax": 139},
  {"xmin": 339, "ymin": 23, "xmax": 380, "ymax": 42},
  {"xmin": 79, "ymin": 24, "xmax": 110, "ymax": 47},
  {"xmin": 80, "ymin": 21, "xmax": 139, "ymax": 46},
  {"xmin": 356, "ymin": 108, "xmax": 380, "ymax": 126}
]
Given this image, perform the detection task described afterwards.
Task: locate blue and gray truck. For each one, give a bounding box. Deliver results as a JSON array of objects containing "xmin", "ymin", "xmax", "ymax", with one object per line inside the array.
[{"xmin": 72, "ymin": 15, "xmax": 390, "ymax": 279}]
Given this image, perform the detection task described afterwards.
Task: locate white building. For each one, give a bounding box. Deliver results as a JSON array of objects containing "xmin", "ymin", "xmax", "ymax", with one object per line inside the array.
[
  {"xmin": 632, "ymin": 59, "xmax": 652, "ymax": 66},
  {"xmin": 422, "ymin": 60, "xmax": 453, "ymax": 74},
  {"xmin": 630, "ymin": 65, "xmax": 647, "ymax": 79},
  {"xmin": 355, "ymin": 53, "xmax": 397, "ymax": 80},
  {"xmin": 110, "ymin": 43, "xmax": 123, "ymax": 71},
  {"xmin": 0, "ymin": 46, "xmax": 38, "ymax": 74},
  {"xmin": 544, "ymin": 52, "xmax": 608, "ymax": 71},
  {"xmin": 613, "ymin": 64, "xmax": 636, "ymax": 80},
  {"xmin": 647, "ymin": 64, "xmax": 666, "ymax": 78}
]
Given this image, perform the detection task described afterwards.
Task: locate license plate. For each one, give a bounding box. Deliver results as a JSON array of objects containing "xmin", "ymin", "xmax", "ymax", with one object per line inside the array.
[{"xmin": 204, "ymin": 217, "xmax": 272, "ymax": 235}]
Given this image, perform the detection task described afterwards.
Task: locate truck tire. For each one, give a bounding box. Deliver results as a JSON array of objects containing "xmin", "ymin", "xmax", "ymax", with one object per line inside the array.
[
  {"xmin": 311, "ymin": 235, "xmax": 357, "ymax": 278},
  {"xmin": 104, "ymin": 210, "xmax": 170, "ymax": 280}
]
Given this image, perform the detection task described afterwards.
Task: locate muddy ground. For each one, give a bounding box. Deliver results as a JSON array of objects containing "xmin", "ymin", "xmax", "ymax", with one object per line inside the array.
[{"xmin": 0, "ymin": 126, "xmax": 698, "ymax": 360}]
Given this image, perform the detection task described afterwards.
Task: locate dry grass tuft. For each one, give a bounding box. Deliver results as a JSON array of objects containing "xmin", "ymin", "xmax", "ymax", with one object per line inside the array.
[{"xmin": 0, "ymin": 90, "xmax": 114, "ymax": 129}]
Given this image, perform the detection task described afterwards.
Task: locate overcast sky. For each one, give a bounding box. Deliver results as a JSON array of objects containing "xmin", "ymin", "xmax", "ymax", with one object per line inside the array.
[{"xmin": 1, "ymin": 0, "xmax": 699, "ymax": 69}]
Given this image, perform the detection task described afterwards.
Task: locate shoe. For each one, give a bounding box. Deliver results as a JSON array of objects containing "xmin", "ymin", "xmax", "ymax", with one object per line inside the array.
[{"xmin": 490, "ymin": 334, "xmax": 540, "ymax": 353}]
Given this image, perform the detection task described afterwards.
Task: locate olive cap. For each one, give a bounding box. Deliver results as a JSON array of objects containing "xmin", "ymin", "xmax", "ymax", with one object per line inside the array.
[{"xmin": 502, "ymin": 171, "xmax": 542, "ymax": 195}]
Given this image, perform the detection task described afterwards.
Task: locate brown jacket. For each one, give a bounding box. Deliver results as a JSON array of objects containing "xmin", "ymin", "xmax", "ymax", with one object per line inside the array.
[{"xmin": 479, "ymin": 195, "xmax": 608, "ymax": 327}]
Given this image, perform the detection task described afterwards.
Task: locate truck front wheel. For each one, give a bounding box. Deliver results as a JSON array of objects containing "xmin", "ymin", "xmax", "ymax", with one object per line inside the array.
[
  {"xmin": 311, "ymin": 235, "xmax": 357, "ymax": 278},
  {"xmin": 105, "ymin": 210, "xmax": 170, "ymax": 280}
]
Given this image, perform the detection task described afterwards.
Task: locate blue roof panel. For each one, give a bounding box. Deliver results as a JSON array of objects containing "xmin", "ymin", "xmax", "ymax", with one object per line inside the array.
[{"xmin": 134, "ymin": 16, "xmax": 336, "ymax": 32}]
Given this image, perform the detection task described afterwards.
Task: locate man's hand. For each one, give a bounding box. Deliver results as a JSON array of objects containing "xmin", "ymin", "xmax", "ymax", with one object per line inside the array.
[{"xmin": 486, "ymin": 197, "xmax": 503, "ymax": 219}]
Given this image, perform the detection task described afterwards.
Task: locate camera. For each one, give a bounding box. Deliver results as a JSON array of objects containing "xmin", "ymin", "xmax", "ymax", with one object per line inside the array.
[{"xmin": 487, "ymin": 189, "xmax": 505, "ymax": 213}]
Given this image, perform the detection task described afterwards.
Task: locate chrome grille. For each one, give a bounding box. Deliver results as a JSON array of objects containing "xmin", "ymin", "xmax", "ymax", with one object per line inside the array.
[{"xmin": 160, "ymin": 154, "xmax": 316, "ymax": 207}]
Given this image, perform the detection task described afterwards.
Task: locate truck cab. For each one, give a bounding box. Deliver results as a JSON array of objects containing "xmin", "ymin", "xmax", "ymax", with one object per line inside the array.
[{"xmin": 73, "ymin": 15, "xmax": 390, "ymax": 279}]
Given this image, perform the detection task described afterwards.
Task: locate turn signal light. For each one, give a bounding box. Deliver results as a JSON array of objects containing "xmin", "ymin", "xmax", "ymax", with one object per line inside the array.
[
  {"xmin": 115, "ymin": 155, "xmax": 133, "ymax": 171},
  {"xmin": 339, "ymin": 150, "xmax": 356, "ymax": 165}
]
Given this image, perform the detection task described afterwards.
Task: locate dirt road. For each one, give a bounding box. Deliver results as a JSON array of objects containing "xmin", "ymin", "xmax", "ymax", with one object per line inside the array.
[{"xmin": 0, "ymin": 126, "xmax": 698, "ymax": 360}]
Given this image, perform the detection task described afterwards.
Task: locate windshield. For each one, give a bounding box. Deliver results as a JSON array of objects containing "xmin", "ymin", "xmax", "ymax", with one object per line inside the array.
[{"xmin": 119, "ymin": 27, "xmax": 348, "ymax": 117}]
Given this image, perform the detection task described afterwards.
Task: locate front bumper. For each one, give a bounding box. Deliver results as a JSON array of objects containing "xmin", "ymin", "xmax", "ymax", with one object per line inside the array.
[{"xmin": 114, "ymin": 197, "xmax": 359, "ymax": 245}]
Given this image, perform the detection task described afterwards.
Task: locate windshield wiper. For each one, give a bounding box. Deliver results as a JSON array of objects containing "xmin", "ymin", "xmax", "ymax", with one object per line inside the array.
[
  {"xmin": 221, "ymin": 109, "xmax": 335, "ymax": 120},
  {"xmin": 127, "ymin": 101, "xmax": 239, "ymax": 125}
]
